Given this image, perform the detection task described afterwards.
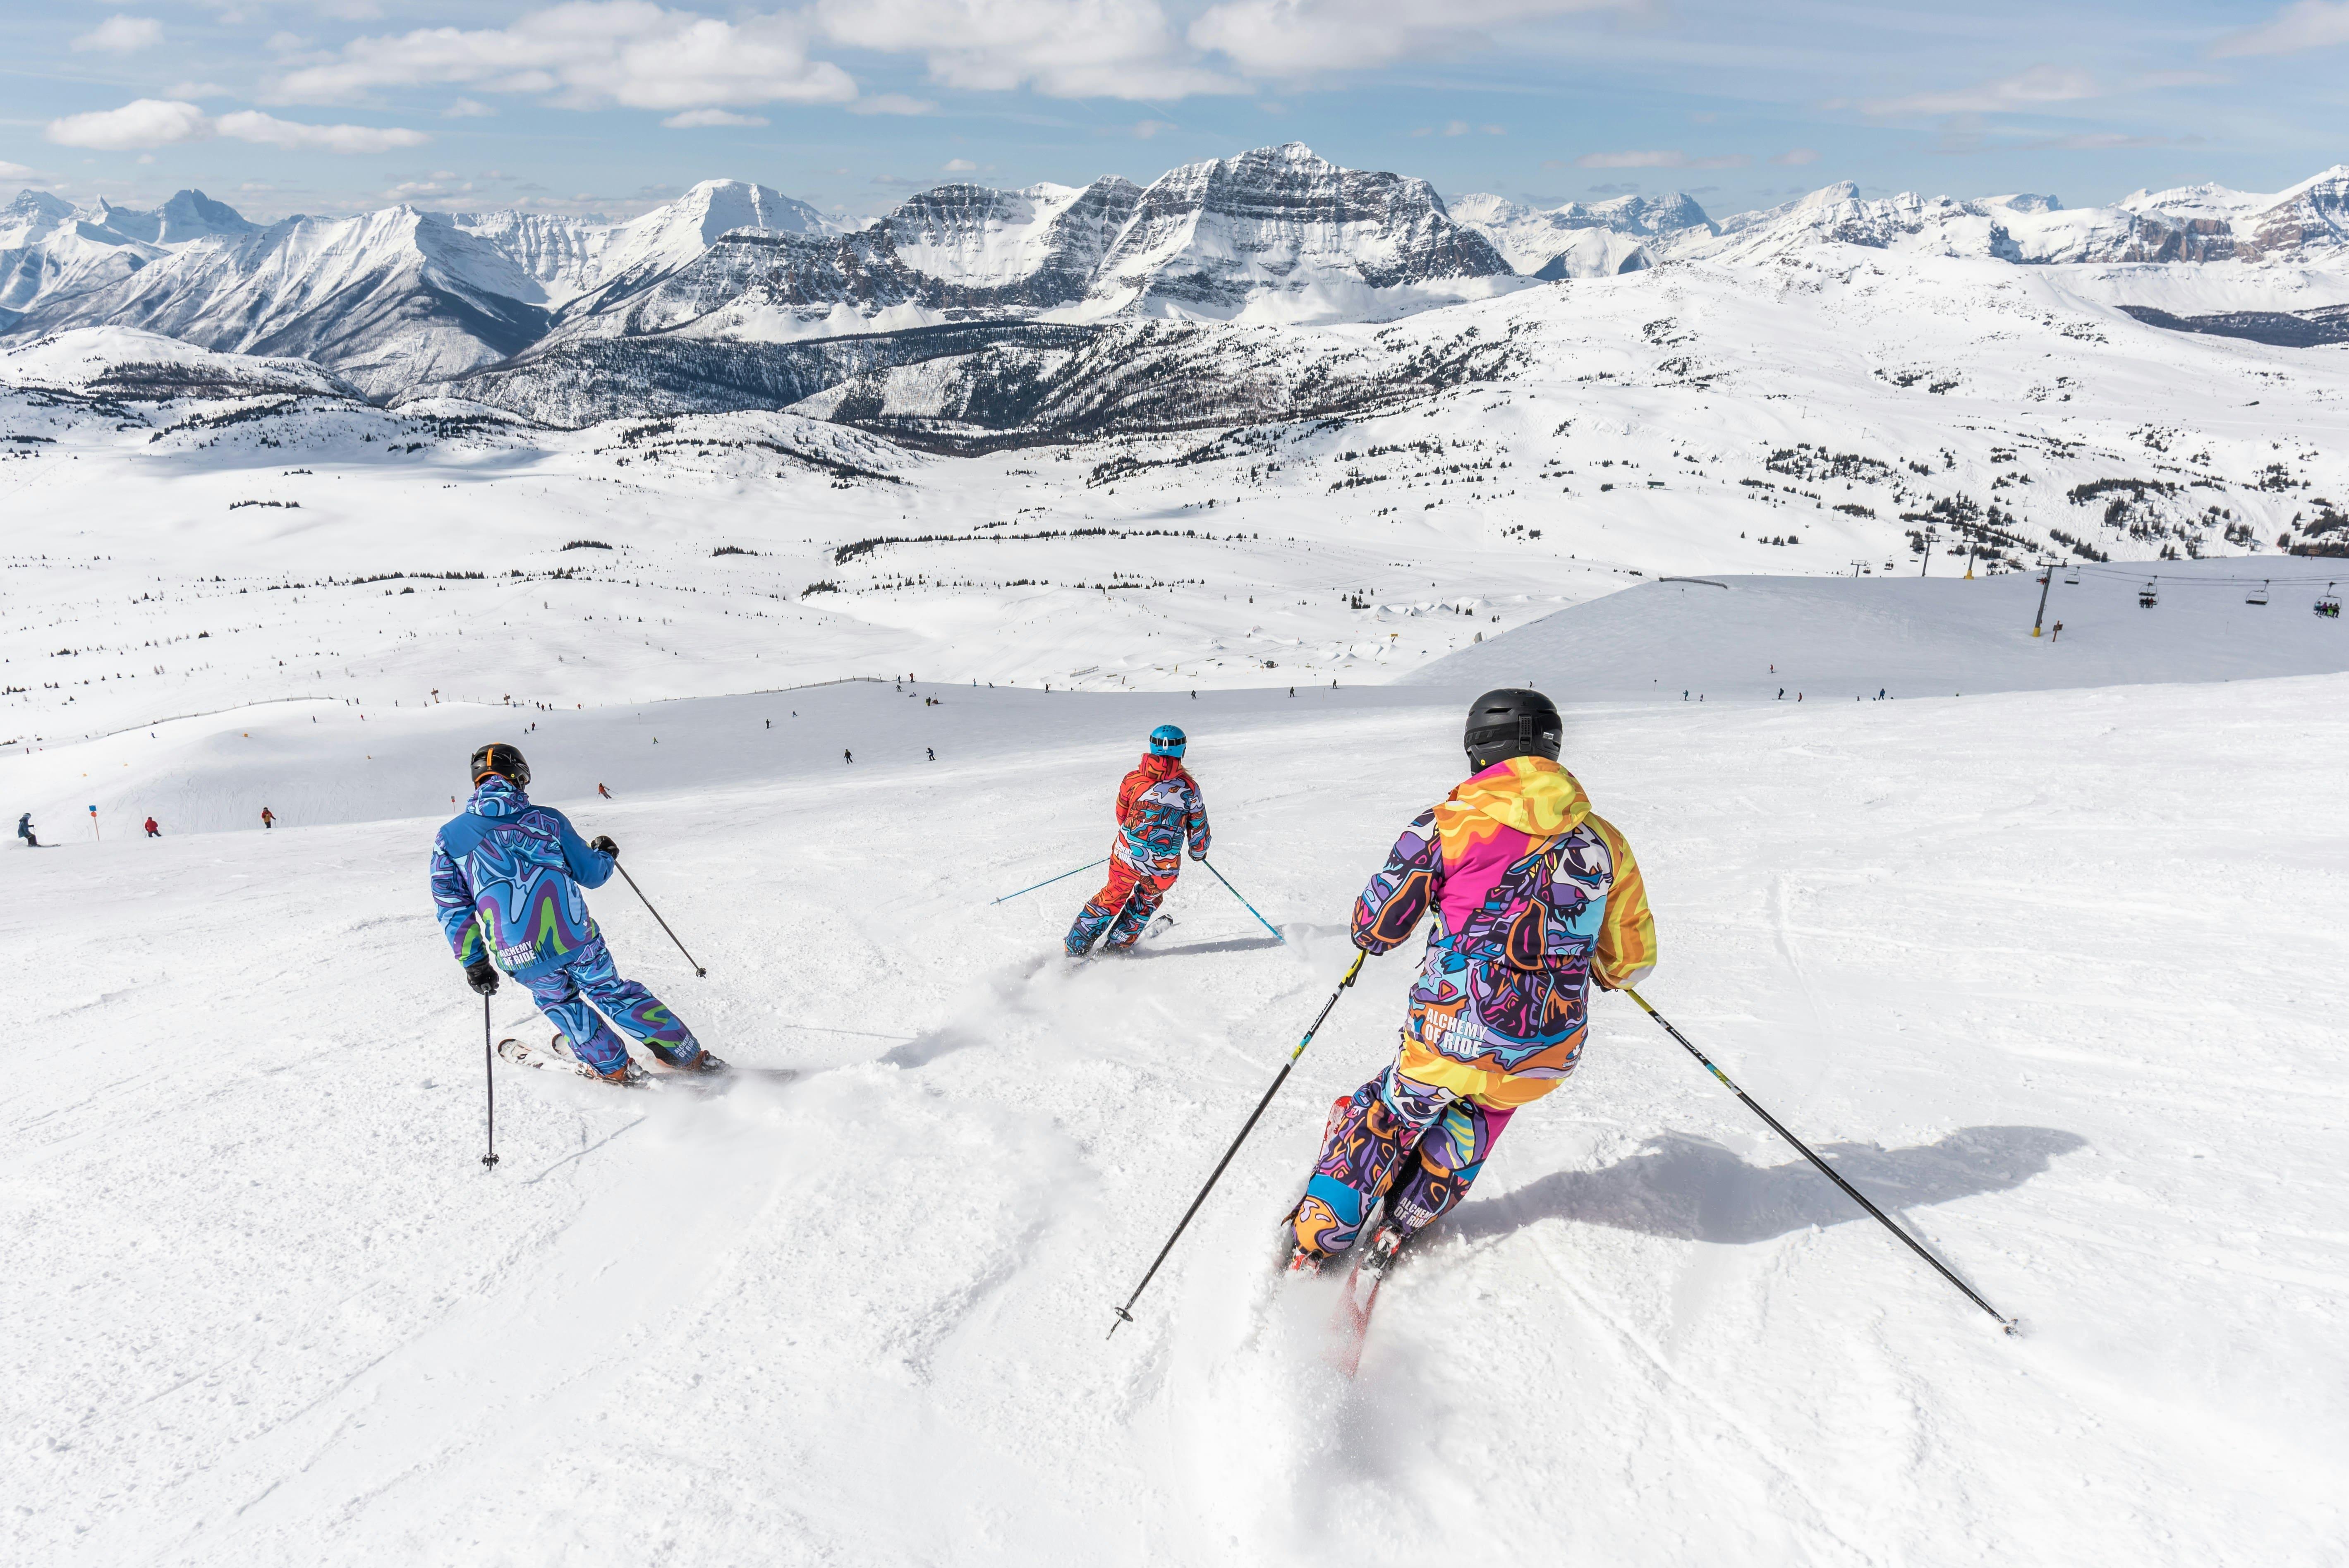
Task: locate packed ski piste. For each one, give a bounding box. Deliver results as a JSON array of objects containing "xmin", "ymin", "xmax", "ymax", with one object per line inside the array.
[{"xmin": 432, "ymin": 693, "xmax": 2009, "ymax": 1369}]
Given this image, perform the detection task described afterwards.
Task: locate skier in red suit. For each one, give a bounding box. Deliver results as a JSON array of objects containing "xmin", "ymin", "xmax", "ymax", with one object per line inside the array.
[{"xmin": 1066, "ymin": 725, "xmax": 1210, "ymax": 956}]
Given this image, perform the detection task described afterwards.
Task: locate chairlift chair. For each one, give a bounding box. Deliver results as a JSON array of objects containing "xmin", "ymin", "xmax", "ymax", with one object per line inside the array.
[
  {"xmin": 2248, "ymin": 579, "xmax": 2270, "ymax": 606},
  {"xmin": 2319, "ymin": 582, "xmax": 2342, "ymax": 620},
  {"xmin": 2138, "ymin": 579, "xmax": 2159, "ymax": 609},
  {"xmin": 2063, "ymin": 562, "xmax": 2081, "ymax": 585}
]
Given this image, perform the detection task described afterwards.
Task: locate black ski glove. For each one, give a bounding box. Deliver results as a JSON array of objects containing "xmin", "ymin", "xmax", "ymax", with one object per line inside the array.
[
  {"xmin": 590, "ymin": 834, "xmax": 618, "ymax": 859},
  {"xmin": 465, "ymin": 959, "xmax": 500, "ymax": 996}
]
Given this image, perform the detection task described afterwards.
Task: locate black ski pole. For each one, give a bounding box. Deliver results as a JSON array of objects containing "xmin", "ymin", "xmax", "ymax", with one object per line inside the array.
[
  {"xmin": 1622, "ymin": 986, "xmax": 2016, "ymax": 1334},
  {"xmin": 1109, "ymin": 950, "xmax": 1366, "ymax": 1337},
  {"xmin": 614, "ymin": 862, "xmax": 707, "ymax": 977},
  {"xmin": 481, "ymin": 993, "xmax": 499, "ymax": 1171}
]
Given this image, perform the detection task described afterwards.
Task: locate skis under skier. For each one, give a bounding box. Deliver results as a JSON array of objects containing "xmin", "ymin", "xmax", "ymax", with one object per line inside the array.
[
  {"xmin": 1286, "ymin": 689, "xmax": 1656, "ymax": 1281},
  {"xmin": 1065, "ymin": 724, "xmax": 1210, "ymax": 958},
  {"xmin": 430, "ymin": 742, "xmax": 724, "ymax": 1085}
]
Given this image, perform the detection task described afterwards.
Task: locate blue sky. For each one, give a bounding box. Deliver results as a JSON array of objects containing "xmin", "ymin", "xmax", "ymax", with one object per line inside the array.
[{"xmin": 5, "ymin": 1, "xmax": 2346, "ymax": 225}]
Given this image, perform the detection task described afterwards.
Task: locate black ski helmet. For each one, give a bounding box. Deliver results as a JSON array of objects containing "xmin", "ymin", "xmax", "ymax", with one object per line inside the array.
[
  {"xmin": 470, "ymin": 742, "xmax": 531, "ymax": 789},
  {"xmin": 1463, "ymin": 688, "xmax": 1562, "ymax": 772}
]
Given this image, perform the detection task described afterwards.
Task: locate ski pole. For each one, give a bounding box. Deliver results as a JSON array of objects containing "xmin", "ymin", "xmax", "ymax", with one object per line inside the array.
[
  {"xmin": 1200, "ymin": 858, "xmax": 1284, "ymax": 943},
  {"xmin": 481, "ymin": 993, "xmax": 499, "ymax": 1172},
  {"xmin": 613, "ymin": 862, "xmax": 707, "ymax": 977},
  {"xmin": 1621, "ymin": 986, "xmax": 2016, "ymax": 1334},
  {"xmin": 989, "ymin": 856, "xmax": 1108, "ymax": 905},
  {"xmin": 1109, "ymin": 949, "xmax": 1366, "ymax": 1337}
]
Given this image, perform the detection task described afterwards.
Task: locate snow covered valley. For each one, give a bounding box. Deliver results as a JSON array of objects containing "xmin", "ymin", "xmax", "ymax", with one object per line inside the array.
[{"xmin": 5, "ymin": 668, "xmax": 2345, "ymax": 1565}]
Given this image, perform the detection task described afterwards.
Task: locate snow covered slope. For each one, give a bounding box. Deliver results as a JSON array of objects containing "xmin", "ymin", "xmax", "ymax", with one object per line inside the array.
[
  {"xmin": 1422, "ymin": 561, "xmax": 2349, "ymax": 699},
  {"xmin": 4, "ymin": 670, "xmax": 2343, "ymax": 1564}
]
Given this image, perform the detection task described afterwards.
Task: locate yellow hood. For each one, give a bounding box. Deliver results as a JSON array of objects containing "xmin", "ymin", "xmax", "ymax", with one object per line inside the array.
[{"xmin": 1433, "ymin": 756, "xmax": 1590, "ymax": 856}]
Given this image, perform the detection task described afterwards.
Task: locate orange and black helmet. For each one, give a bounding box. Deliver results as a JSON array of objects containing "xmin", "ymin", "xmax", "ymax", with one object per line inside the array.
[{"xmin": 469, "ymin": 742, "xmax": 531, "ymax": 789}]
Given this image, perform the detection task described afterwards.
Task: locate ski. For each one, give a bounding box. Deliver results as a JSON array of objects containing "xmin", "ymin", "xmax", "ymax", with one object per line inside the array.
[
  {"xmin": 495, "ymin": 1035, "xmax": 653, "ymax": 1087},
  {"xmin": 1327, "ymin": 1224, "xmax": 1414, "ymax": 1378}
]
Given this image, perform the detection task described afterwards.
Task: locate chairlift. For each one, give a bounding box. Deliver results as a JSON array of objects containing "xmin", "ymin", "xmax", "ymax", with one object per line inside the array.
[
  {"xmin": 2063, "ymin": 561, "xmax": 2081, "ymax": 585},
  {"xmin": 2138, "ymin": 579, "xmax": 2159, "ymax": 609},
  {"xmin": 2319, "ymin": 582, "xmax": 2342, "ymax": 620},
  {"xmin": 2247, "ymin": 579, "xmax": 2270, "ymax": 607}
]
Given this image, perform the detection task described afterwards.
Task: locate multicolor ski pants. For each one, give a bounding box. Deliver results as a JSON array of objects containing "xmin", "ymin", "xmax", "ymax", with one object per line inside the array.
[
  {"xmin": 1291, "ymin": 1003, "xmax": 1586, "ymax": 1257},
  {"xmin": 1065, "ymin": 857, "xmax": 1172, "ymax": 956},
  {"xmin": 518, "ymin": 933, "xmax": 701, "ymax": 1074}
]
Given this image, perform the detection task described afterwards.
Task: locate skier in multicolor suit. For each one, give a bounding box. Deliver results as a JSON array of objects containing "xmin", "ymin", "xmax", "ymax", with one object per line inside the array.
[
  {"xmin": 430, "ymin": 742, "xmax": 723, "ymax": 1084},
  {"xmin": 1288, "ymin": 689, "xmax": 1655, "ymax": 1274},
  {"xmin": 1066, "ymin": 725, "xmax": 1211, "ymax": 956}
]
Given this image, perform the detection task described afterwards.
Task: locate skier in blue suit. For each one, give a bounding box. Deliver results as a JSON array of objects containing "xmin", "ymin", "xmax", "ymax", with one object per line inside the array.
[{"xmin": 430, "ymin": 742, "xmax": 722, "ymax": 1083}]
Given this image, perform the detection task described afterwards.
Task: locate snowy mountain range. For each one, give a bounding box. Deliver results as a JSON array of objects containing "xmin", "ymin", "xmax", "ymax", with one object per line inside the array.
[{"xmin": 4, "ymin": 148, "xmax": 2345, "ymax": 413}]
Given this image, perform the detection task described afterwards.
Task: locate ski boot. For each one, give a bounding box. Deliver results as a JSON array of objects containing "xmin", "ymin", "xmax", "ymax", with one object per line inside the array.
[
  {"xmin": 1359, "ymin": 1218, "xmax": 1413, "ymax": 1280},
  {"xmin": 1283, "ymin": 1244, "xmax": 1328, "ymax": 1279},
  {"xmin": 595, "ymin": 1058, "xmax": 650, "ymax": 1087},
  {"xmin": 668, "ymin": 1048, "xmax": 729, "ymax": 1074}
]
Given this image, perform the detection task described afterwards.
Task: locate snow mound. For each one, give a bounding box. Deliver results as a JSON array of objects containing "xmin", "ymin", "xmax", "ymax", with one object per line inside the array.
[{"xmin": 0, "ymin": 325, "xmax": 364, "ymax": 400}]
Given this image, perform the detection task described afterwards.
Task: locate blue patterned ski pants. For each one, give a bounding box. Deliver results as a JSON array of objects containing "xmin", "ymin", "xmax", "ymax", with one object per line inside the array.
[{"xmin": 519, "ymin": 934, "xmax": 700, "ymax": 1073}]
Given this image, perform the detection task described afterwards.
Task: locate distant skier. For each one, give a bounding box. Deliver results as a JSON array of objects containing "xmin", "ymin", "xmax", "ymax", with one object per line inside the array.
[
  {"xmin": 15, "ymin": 812, "xmax": 35, "ymax": 848},
  {"xmin": 260, "ymin": 807, "xmax": 275, "ymax": 830},
  {"xmin": 1065, "ymin": 725, "xmax": 1210, "ymax": 958},
  {"xmin": 927, "ymin": 747, "xmax": 936, "ymax": 761},
  {"xmin": 843, "ymin": 749, "xmax": 853, "ymax": 764},
  {"xmin": 144, "ymin": 816, "xmax": 160, "ymax": 838},
  {"xmin": 1286, "ymin": 689, "xmax": 1657, "ymax": 1276},
  {"xmin": 430, "ymin": 742, "xmax": 723, "ymax": 1084},
  {"xmin": 597, "ymin": 782, "xmax": 612, "ymax": 799}
]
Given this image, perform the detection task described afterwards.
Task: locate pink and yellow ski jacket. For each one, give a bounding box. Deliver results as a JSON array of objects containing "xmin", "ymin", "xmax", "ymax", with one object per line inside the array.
[{"xmin": 1353, "ymin": 756, "xmax": 1655, "ymax": 1097}]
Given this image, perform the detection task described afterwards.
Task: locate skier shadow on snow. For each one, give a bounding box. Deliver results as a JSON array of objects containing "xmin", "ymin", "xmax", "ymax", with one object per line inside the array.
[
  {"xmin": 1448, "ymin": 1125, "xmax": 2087, "ymax": 1246},
  {"xmin": 1126, "ymin": 935, "xmax": 1288, "ymax": 959}
]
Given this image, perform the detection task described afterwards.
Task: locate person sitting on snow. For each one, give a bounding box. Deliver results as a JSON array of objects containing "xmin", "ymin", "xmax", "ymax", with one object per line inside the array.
[
  {"xmin": 1286, "ymin": 689, "xmax": 1656, "ymax": 1276},
  {"xmin": 1065, "ymin": 725, "xmax": 1210, "ymax": 957},
  {"xmin": 429, "ymin": 742, "xmax": 723, "ymax": 1084}
]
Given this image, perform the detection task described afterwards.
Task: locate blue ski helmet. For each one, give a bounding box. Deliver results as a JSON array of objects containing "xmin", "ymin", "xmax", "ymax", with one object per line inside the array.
[{"xmin": 1147, "ymin": 724, "xmax": 1187, "ymax": 757}]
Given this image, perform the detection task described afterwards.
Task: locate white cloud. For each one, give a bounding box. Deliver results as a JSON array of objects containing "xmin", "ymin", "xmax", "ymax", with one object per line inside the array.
[
  {"xmin": 45, "ymin": 99, "xmax": 212, "ymax": 150},
  {"xmin": 1188, "ymin": 0, "xmax": 1625, "ymax": 77},
  {"xmin": 2213, "ymin": 0, "xmax": 2349, "ymax": 56},
  {"xmin": 848, "ymin": 92, "xmax": 936, "ymax": 115},
  {"xmin": 72, "ymin": 16, "xmax": 163, "ymax": 53},
  {"xmin": 0, "ymin": 160, "xmax": 41, "ymax": 180},
  {"xmin": 443, "ymin": 98, "xmax": 497, "ymax": 117},
  {"xmin": 218, "ymin": 110, "xmax": 431, "ymax": 152},
  {"xmin": 1861, "ymin": 65, "xmax": 2100, "ymax": 117},
  {"xmin": 1132, "ymin": 117, "xmax": 1177, "ymax": 138},
  {"xmin": 1772, "ymin": 147, "xmax": 1819, "ymax": 165},
  {"xmin": 815, "ymin": 0, "xmax": 1242, "ymax": 100},
  {"xmin": 273, "ymin": 2, "xmax": 856, "ymax": 112},
  {"xmin": 942, "ymin": 156, "xmax": 978, "ymax": 170},
  {"xmin": 45, "ymin": 98, "xmax": 428, "ymax": 153},
  {"xmin": 1442, "ymin": 119, "xmax": 1469, "ymax": 136},
  {"xmin": 164, "ymin": 82, "xmax": 232, "ymax": 100},
  {"xmin": 661, "ymin": 108, "xmax": 768, "ymax": 126},
  {"xmin": 1575, "ymin": 148, "xmax": 1748, "ymax": 169}
]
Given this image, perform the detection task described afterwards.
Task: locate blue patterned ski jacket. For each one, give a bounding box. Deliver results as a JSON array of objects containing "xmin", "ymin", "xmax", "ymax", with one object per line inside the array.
[{"xmin": 429, "ymin": 776, "xmax": 613, "ymax": 976}]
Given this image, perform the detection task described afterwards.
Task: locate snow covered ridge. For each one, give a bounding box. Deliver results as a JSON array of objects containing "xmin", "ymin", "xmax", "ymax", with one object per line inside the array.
[{"xmin": 5, "ymin": 153, "xmax": 2347, "ymax": 416}]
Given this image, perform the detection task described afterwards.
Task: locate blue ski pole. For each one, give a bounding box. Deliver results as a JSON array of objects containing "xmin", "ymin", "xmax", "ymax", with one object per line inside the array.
[
  {"xmin": 1201, "ymin": 859, "xmax": 1284, "ymax": 943},
  {"xmin": 991, "ymin": 857, "xmax": 1109, "ymax": 905}
]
